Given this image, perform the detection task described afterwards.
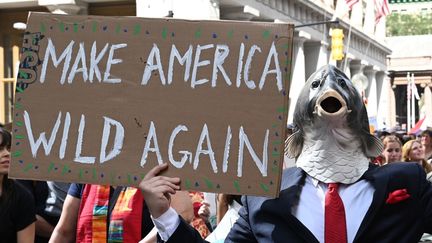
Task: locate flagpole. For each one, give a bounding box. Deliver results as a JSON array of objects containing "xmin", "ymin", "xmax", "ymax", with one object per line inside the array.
[
  {"xmin": 411, "ymin": 73, "xmax": 415, "ymax": 130},
  {"xmin": 343, "ymin": 22, "xmax": 353, "ymax": 71},
  {"xmin": 407, "ymin": 72, "xmax": 411, "ymax": 132}
]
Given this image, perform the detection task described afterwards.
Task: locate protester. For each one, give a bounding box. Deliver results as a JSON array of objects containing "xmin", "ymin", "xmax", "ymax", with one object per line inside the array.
[
  {"xmin": 0, "ymin": 127, "xmax": 36, "ymax": 243},
  {"xmin": 380, "ymin": 135, "xmax": 402, "ymax": 164},
  {"xmin": 139, "ymin": 65, "xmax": 432, "ymax": 243},
  {"xmin": 49, "ymin": 183, "xmax": 193, "ymax": 243},
  {"xmin": 421, "ymin": 130, "xmax": 432, "ymax": 162},
  {"xmin": 16, "ymin": 180, "xmax": 51, "ymax": 243}
]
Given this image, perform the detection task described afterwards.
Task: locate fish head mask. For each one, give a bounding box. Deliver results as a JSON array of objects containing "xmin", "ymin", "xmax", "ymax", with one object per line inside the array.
[{"xmin": 286, "ymin": 65, "xmax": 383, "ymax": 160}]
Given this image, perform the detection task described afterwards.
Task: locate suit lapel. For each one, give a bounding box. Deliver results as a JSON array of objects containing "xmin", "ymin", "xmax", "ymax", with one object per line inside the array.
[
  {"xmin": 353, "ymin": 165, "xmax": 389, "ymax": 242},
  {"xmin": 276, "ymin": 168, "xmax": 320, "ymax": 243}
]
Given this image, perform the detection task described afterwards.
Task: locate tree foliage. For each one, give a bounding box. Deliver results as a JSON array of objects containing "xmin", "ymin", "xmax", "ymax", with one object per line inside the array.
[{"xmin": 386, "ymin": 13, "xmax": 432, "ymax": 36}]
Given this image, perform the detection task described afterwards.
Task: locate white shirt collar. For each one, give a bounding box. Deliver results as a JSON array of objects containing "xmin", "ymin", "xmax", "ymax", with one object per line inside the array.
[{"xmin": 309, "ymin": 176, "xmax": 320, "ymax": 187}]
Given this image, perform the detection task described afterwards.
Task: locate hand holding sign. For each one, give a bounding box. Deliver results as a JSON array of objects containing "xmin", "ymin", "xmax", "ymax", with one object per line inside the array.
[{"xmin": 139, "ymin": 163, "xmax": 180, "ymax": 218}]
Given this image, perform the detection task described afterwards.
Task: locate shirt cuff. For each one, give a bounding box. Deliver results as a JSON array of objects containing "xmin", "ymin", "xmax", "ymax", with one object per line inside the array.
[{"xmin": 151, "ymin": 207, "xmax": 180, "ymax": 241}]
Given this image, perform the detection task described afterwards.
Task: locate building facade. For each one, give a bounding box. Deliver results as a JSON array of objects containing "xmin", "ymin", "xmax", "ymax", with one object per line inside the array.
[
  {"xmin": 0, "ymin": 0, "xmax": 392, "ymax": 130},
  {"xmin": 387, "ymin": 0, "xmax": 432, "ymax": 132}
]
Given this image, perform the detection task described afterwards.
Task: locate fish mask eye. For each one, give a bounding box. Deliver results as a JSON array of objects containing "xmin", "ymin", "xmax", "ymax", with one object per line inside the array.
[
  {"xmin": 311, "ymin": 80, "xmax": 320, "ymax": 89},
  {"xmin": 338, "ymin": 78, "xmax": 346, "ymax": 88}
]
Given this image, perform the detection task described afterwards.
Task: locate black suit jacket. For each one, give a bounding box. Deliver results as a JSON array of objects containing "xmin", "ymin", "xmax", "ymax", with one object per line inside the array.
[{"xmin": 163, "ymin": 163, "xmax": 432, "ymax": 243}]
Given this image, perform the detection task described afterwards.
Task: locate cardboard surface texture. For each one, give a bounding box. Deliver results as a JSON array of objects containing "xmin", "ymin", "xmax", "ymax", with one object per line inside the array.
[{"xmin": 10, "ymin": 12, "xmax": 294, "ymax": 197}]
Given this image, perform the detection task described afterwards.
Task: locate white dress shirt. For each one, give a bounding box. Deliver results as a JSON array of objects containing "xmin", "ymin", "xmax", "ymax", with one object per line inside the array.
[
  {"xmin": 292, "ymin": 175, "xmax": 374, "ymax": 243},
  {"xmin": 152, "ymin": 174, "xmax": 374, "ymax": 242}
]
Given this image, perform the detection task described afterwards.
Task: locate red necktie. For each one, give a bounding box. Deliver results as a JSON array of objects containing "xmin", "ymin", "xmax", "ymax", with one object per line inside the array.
[{"xmin": 325, "ymin": 183, "xmax": 347, "ymax": 243}]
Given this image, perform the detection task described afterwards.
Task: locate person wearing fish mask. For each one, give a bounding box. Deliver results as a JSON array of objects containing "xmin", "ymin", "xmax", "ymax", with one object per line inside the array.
[{"xmin": 138, "ymin": 65, "xmax": 432, "ymax": 243}]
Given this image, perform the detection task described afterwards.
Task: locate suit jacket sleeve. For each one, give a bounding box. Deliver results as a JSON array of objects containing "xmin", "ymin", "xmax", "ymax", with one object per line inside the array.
[
  {"xmin": 225, "ymin": 196, "xmax": 258, "ymax": 243},
  {"xmin": 158, "ymin": 216, "xmax": 208, "ymax": 243},
  {"xmin": 420, "ymin": 166, "xmax": 432, "ymax": 233}
]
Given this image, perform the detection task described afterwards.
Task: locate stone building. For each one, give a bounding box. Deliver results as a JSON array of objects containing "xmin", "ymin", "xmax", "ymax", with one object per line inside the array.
[
  {"xmin": 0, "ymin": 0, "xmax": 391, "ymax": 130},
  {"xmin": 387, "ymin": 0, "xmax": 432, "ymax": 132}
]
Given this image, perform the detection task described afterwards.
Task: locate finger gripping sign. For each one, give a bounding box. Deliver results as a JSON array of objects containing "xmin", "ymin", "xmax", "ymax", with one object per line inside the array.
[{"xmin": 10, "ymin": 12, "xmax": 294, "ymax": 198}]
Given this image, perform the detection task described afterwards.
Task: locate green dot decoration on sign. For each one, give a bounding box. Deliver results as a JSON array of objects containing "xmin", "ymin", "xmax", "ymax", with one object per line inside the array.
[
  {"xmin": 12, "ymin": 151, "xmax": 22, "ymax": 158},
  {"xmin": 47, "ymin": 162, "xmax": 55, "ymax": 173},
  {"xmin": 260, "ymin": 182, "xmax": 269, "ymax": 192},
  {"xmin": 24, "ymin": 163, "xmax": 33, "ymax": 172},
  {"xmin": 227, "ymin": 30, "xmax": 234, "ymax": 38},
  {"xmin": 272, "ymin": 165, "xmax": 279, "ymax": 173},
  {"xmin": 73, "ymin": 23, "xmax": 79, "ymax": 33},
  {"xmin": 195, "ymin": 28, "xmax": 202, "ymax": 38},
  {"xmin": 15, "ymin": 121, "xmax": 23, "ymax": 127},
  {"xmin": 59, "ymin": 22, "xmax": 65, "ymax": 32},
  {"xmin": 203, "ymin": 178, "xmax": 214, "ymax": 189},
  {"xmin": 62, "ymin": 165, "xmax": 70, "ymax": 175},
  {"xmin": 40, "ymin": 23, "xmax": 46, "ymax": 33},
  {"xmin": 92, "ymin": 168, "xmax": 97, "ymax": 179},
  {"xmin": 115, "ymin": 24, "xmax": 121, "ymax": 34},
  {"xmin": 15, "ymin": 103, "xmax": 23, "ymax": 109},
  {"xmin": 162, "ymin": 27, "xmax": 168, "ymax": 39},
  {"xmin": 277, "ymin": 106, "xmax": 285, "ymax": 113},
  {"xmin": 92, "ymin": 22, "xmax": 97, "ymax": 32},
  {"xmin": 133, "ymin": 24, "xmax": 141, "ymax": 35},
  {"xmin": 272, "ymin": 151, "xmax": 280, "ymax": 157},
  {"xmin": 233, "ymin": 180, "xmax": 241, "ymax": 193},
  {"xmin": 262, "ymin": 30, "xmax": 270, "ymax": 39},
  {"xmin": 15, "ymin": 134, "xmax": 24, "ymax": 139},
  {"xmin": 272, "ymin": 140, "xmax": 281, "ymax": 145},
  {"xmin": 185, "ymin": 179, "xmax": 192, "ymax": 190}
]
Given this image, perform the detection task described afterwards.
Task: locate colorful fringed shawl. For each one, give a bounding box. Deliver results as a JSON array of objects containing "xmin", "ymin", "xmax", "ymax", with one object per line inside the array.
[
  {"xmin": 76, "ymin": 185, "xmax": 144, "ymax": 243},
  {"xmin": 190, "ymin": 191, "xmax": 210, "ymax": 239}
]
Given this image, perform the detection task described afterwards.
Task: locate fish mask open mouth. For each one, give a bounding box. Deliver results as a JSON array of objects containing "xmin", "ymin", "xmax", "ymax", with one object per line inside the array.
[{"xmin": 314, "ymin": 89, "xmax": 351, "ymax": 118}]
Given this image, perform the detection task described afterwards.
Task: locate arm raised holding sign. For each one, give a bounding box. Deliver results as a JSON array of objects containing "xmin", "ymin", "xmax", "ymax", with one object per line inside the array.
[
  {"xmin": 140, "ymin": 163, "xmax": 209, "ymax": 242},
  {"xmin": 139, "ymin": 163, "xmax": 181, "ymax": 219},
  {"xmin": 140, "ymin": 163, "xmax": 258, "ymax": 243}
]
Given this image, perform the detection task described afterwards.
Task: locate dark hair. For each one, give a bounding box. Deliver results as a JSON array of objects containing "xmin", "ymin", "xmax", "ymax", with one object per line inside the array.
[
  {"xmin": 0, "ymin": 127, "xmax": 11, "ymax": 151},
  {"xmin": 0, "ymin": 127, "xmax": 14, "ymax": 208}
]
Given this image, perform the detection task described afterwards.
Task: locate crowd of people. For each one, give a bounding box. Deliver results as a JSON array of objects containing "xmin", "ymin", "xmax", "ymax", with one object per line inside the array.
[
  {"xmin": 2, "ymin": 120, "xmax": 432, "ymax": 242},
  {"xmin": 2, "ymin": 122, "xmax": 432, "ymax": 242},
  {"xmin": 374, "ymin": 129, "xmax": 432, "ymax": 178}
]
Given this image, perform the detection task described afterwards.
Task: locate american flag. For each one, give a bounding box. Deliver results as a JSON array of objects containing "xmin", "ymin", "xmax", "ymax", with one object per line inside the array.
[
  {"xmin": 345, "ymin": 0, "xmax": 360, "ymax": 9},
  {"xmin": 375, "ymin": 0, "xmax": 390, "ymax": 24}
]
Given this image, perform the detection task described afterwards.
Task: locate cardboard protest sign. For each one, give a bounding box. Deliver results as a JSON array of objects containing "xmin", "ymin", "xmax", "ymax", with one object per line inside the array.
[{"xmin": 10, "ymin": 12, "xmax": 293, "ymax": 197}]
